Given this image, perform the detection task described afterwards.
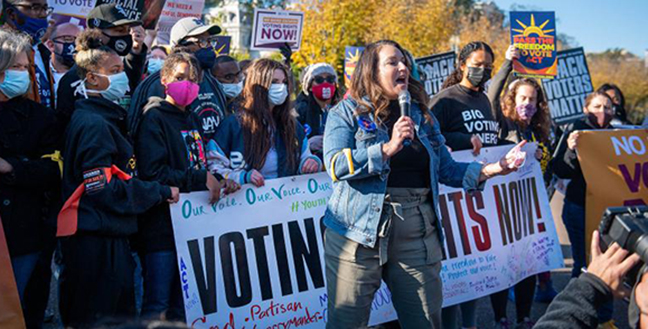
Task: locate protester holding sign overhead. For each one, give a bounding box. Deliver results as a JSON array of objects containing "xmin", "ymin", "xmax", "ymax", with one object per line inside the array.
[
  {"xmin": 211, "ymin": 58, "xmax": 321, "ymax": 186},
  {"xmin": 128, "ymin": 17, "xmax": 228, "ymax": 144},
  {"xmin": 55, "ymin": 3, "xmax": 147, "ymax": 131},
  {"xmin": 295, "ymin": 63, "xmax": 341, "ymax": 160},
  {"xmin": 488, "ymin": 48, "xmax": 555, "ymax": 328},
  {"xmin": 322, "ymin": 39, "xmax": 526, "ymax": 329},
  {"xmin": 57, "ymin": 29, "xmax": 179, "ymax": 327}
]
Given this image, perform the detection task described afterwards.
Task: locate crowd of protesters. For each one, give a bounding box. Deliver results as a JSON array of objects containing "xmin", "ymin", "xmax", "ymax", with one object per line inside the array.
[{"xmin": 0, "ymin": 1, "xmax": 647, "ymax": 328}]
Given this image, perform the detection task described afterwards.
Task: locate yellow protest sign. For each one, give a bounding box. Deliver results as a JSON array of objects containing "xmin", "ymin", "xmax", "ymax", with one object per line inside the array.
[{"xmin": 577, "ymin": 129, "xmax": 648, "ymax": 256}]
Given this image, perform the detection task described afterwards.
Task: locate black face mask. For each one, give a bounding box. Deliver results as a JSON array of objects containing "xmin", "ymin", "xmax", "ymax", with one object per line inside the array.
[
  {"xmin": 587, "ymin": 112, "xmax": 613, "ymax": 129},
  {"xmin": 103, "ymin": 33, "xmax": 133, "ymax": 56},
  {"xmin": 195, "ymin": 47, "xmax": 216, "ymax": 70},
  {"xmin": 54, "ymin": 41, "xmax": 76, "ymax": 68},
  {"xmin": 466, "ymin": 66, "xmax": 492, "ymax": 89}
]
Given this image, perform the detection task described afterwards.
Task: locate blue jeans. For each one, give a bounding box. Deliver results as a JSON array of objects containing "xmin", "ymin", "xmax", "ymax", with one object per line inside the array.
[
  {"xmin": 561, "ymin": 200, "xmax": 586, "ymax": 278},
  {"xmin": 11, "ymin": 252, "xmax": 40, "ymax": 304},
  {"xmin": 141, "ymin": 251, "xmax": 184, "ymax": 320}
]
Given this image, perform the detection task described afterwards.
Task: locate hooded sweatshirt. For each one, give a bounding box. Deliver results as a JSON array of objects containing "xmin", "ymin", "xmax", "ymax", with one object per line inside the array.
[
  {"xmin": 61, "ymin": 97, "xmax": 171, "ymax": 237},
  {"xmin": 135, "ymin": 97, "xmax": 211, "ymax": 252}
]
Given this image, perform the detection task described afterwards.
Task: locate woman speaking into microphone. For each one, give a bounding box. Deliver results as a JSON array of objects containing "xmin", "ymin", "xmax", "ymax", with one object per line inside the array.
[{"xmin": 322, "ymin": 40, "xmax": 525, "ymax": 329}]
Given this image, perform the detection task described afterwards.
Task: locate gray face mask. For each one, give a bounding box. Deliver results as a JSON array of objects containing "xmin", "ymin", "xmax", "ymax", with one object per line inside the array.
[{"xmin": 466, "ymin": 66, "xmax": 492, "ymax": 89}]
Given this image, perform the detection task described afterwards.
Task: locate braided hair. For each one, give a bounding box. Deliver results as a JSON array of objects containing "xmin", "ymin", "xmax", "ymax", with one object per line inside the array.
[{"xmin": 441, "ymin": 41, "xmax": 494, "ymax": 91}]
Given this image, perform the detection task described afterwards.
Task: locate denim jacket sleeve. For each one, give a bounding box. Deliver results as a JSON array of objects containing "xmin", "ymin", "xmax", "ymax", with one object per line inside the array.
[
  {"xmin": 437, "ymin": 139, "xmax": 485, "ymax": 191},
  {"xmin": 323, "ymin": 100, "xmax": 388, "ymax": 182}
]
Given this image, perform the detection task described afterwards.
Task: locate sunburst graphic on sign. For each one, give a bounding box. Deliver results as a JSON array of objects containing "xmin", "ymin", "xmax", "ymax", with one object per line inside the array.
[
  {"xmin": 512, "ymin": 14, "xmax": 555, "ymax": 38},
  {"xmin": 344, "ymin": 48, "xmax": 363, "ymax": 87}
]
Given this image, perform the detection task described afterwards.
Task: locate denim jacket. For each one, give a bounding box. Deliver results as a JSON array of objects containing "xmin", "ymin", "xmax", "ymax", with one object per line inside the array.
[{"xmin": 322, "ymin": 97, "xmax": 484, "ymax": 247}]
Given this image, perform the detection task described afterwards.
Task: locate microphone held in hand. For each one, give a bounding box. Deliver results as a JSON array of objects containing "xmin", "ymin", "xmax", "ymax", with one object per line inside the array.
[{"xmin": 398, "ymin": 90, "xmax": 412, "ymax": 146}]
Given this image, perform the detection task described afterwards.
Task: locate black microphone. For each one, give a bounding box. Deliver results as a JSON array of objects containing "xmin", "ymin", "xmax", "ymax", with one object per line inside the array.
[{"xmin": 398, "ymin": 90, "xmax": 412, "ymax": 146}]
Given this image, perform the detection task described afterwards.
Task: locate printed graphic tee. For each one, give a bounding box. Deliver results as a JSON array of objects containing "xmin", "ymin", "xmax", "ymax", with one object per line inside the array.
[{"xmin": 430, "ymin": 84, "xmax": 499, "ymax": 151}]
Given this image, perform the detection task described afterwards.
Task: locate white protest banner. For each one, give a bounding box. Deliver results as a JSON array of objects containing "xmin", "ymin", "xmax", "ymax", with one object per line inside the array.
[
  {"xmin": 171, "ymin": 173, "xmax": 398, "ymax": 328},
  {"xmin": 437, "ymin": 144, "xmax": 563, "ymax": 305},
  {"xmin": 155, "ymin": 0, "xmax": 204, "ymax": 45},
  {"xmin": 541, "ymin": 47, "xmax": 592, "ymax": 125},
  {"xmin": 417, "ymin": 51, "xmax": 456, "ymax": 98},
  {"xmin": 51, "ymin": 0, "xmax": 96, "ymax": 26},
  {"xmin": 250, "ymin": 8, "xmax": 304, "ymax": 51},
  {"xmin": 171, "ymin": 144, "xmax": 564, "ymax": 328}
]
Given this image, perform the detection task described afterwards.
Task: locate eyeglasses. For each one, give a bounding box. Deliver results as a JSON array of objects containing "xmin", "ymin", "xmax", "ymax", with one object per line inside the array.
[
  {"xmin": 179, "ymin": 37, "xmax": 217, "ymax": 49},
  {"xmin": 53, "ymin": 36, "xmax": 76, "ymax": 43},
  {"xmin": 14, "ymin": 3, "xmax": 54, "ymax": 15},
  {"xmin": 313, "ymin": 76, "xmax": 336, "ymax": 84}
]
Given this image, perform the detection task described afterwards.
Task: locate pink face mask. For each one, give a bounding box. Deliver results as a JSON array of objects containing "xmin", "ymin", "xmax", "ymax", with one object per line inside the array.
[{"xmin": 166, "ymin": 80, "xmax": 200, "ymax": 106}]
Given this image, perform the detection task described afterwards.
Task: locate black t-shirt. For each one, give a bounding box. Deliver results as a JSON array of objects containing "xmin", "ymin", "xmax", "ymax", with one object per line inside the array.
[
  {"xmin": 430, "ymin": 84, "xmax": 499, "ymax": 151},
  {"xmin": 384, "ymin": 102, "xmax": 430, "ymax": 188}
]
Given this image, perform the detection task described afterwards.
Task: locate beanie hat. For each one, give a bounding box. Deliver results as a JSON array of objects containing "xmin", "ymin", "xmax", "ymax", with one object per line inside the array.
[{"xmin": 301, "ymin": 63, "xmax": 337, "ymax": 96}]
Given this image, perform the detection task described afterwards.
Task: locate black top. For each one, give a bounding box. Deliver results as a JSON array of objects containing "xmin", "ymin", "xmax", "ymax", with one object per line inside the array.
[
  {"xmin": 135, "ymin": 97, "xmax": 210, "ymax": 252},
  {"xmin": 551, "ymin": 117, "xmax": 599, "ymax": 206},
  {"xmin": 384, "ymin": 101, "xmax": 430, "ymax": 188},
  {"xmin": 0, "ymin": 97, "xmax": 59, "ymax": 256},
  {"xmin": 430, "ymin": 84, "xmax": 499, "ymax": 151},
  {"xmin": 62, "ymin": 96, "xmax": 170, "ymax": 237}
]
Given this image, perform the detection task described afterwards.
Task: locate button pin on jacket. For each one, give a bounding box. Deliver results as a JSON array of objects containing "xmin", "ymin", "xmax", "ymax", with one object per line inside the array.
[{"xmin": 357, "ymin": 116, "xmax": 376, "ymax": 132}]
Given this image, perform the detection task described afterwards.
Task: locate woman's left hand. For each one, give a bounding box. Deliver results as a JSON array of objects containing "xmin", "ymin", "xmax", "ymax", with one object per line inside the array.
[
  {"xmin": 301, "ymin": 158, "xmax": 320, "ymax": 174},
  {"xmin": 499, "ymin": 140, "xmax": 527, "ymax": 174},
  {"xmin": 480, "ymin": 141, "xmax": 527, "ymax": 180}
]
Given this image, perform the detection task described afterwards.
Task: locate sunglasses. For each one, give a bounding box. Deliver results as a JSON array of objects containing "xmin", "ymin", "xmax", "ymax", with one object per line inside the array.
[{"xmin": 313, "ymin": 76, "xmax": 336, "ymax": 84}]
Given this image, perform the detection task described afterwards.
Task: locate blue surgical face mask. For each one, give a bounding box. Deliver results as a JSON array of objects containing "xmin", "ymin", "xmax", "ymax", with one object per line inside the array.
[
  {"xmin": 11, "ymin": 8, "xmax": 48, "ymax": 42},
  {"xmin": 222, "ymin": 81, "xmax": 243, "ymax": 99},
  {"xmin": 93, "ymin": 72, "xmax": 130, "ymax": 102},
  {"xmin": 269, "ymin": 83, "xmax": 288, "ymax": 106},
  {"xmin": 147, "ymin": 58, "xmax": 164, "ymax": 74},
  {"xmin": 0, "ymin": 70, "xmax": 31, "ymax": 99}
]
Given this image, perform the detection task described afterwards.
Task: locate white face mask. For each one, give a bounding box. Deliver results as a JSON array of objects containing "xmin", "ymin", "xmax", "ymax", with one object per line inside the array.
[
  {"xmin": 222, "ymin": 81, "xmax": 243, "ymax": 99},
  {"xmin": 268, "ymin": 83, "xmax": 288, "ymax": 106}
]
